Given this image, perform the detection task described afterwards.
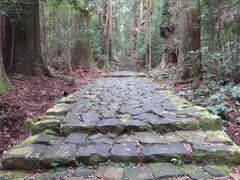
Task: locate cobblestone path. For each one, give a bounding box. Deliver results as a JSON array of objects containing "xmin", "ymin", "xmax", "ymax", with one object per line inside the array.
[{"xmin": 1, "ymin": 71, "xmax": 240, "ymax": 179}]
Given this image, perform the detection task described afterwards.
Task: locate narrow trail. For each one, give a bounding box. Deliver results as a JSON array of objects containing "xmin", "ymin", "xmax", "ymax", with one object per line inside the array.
[{"xmin": 1, "ymin": 71, "xmax": 240, "ymax": 179}]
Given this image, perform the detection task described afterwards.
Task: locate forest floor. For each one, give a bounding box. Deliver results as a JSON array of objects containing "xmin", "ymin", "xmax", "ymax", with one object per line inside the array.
[
  {"xmin": 0, "ymin": 69, "xmax": 102, "ymax": 168},
  {"xmin": 154, "ymin": 78, "xmax": 240, "ymax": 146}
]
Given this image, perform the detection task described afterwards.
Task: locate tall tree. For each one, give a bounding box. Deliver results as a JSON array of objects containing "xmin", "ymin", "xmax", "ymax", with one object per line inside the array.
[
  {"xmin": 177, "ymin": 0, "xmax": 202, "ymax": 80},
  {"xmin": 131, "ymin": 0, "xmax": 141, "ymax": 67},
  {"xmin": 72, "ymin": 11, "xmax": 97, "ymax": 69},
  {"xmin": 100, "ymin": 0, "xmax": 112, "ymax": 70},
  {"xmin": 159, "ymin": 0, "xmax": 177, "ymax": 69},
  {"xmin": 143, "ymin": 0, "xmax": 153, "ymax": 71},
  {"xmin": 4, "ymin": 0, "xmax": 51, "ymax": 76},
  {"xmin": 0, "ymin": 10, "xmax": 12, "ymax": 94}
]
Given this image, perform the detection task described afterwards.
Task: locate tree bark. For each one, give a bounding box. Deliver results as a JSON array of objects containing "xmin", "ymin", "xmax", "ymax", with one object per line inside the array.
[
  {"xmin": 72, "ymin": 12, "xmax": 97, "ymax": 69},
  {"xmin": 6, "ymin": 0, "xmax": 51, "ymax": 76},
  {"xmin": 145, "ymin": 0, "xmax": 153, "ymax": 71},
  {"xmin": 131, "ymin": 0, "xmax": 141, "ymax": 68},
  {"xmin": 0, "ymin": 13, "xmax": 12, "ymax": 94},
  {"xmin": 177, "ymin": 0, "xmax": 202, "ymax": 80},
  {"xmin": 101, "ymin": 0, "xmax": 112, "ymax": 70}
]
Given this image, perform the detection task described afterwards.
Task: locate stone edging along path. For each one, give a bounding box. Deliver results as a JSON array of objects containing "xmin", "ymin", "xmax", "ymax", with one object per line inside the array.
[{"xmin": 1, "ymin": 71, "xmax": 240, "ymax": 179}]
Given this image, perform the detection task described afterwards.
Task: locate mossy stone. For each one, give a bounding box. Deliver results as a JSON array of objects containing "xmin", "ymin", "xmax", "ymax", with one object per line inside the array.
[
  {"xmin": 203, "ymin": 165, "xmax": 231, "ymax": 177},
  {"xmin": 31, "ymin": 119, "xmax": 60, "ymax": 135},
  {"xmin": 175, "ymin": 131, "xmax": 206, "ymax": 144},
  {"xmin": 193, "ymin": 144, "xmax": 240, "ymax": 165},
  {"xmin": 199, "ymin": 115, "xmax": 222, "ymax": 131},
  {"xmin": 59, "ymin": 94, "xmax": 76, "ymax": 104},
  {"xmin": 0, "ymin": 171, "xmax": 32, "ymax": 180},
  {"xmin": 34, "ymin": 170, "xmax": 68, "ymax": 180},
  {"xmin": 2, "ymin": 144, "xmax": 45, "ymax": 170},
  {"xmin": 183, "ymin": 165, "xmax": 212, "ymax": 180},
  {"xmin": 206, "ymin": 130, "xmax": 233, "ymax": 145},
  {"xmin": 148, "ymin": 163, "xmax": 184, "ymax": 178},
  {"xmin": 95, "ymin": 166, "xmax": 124, "ymax": 179},
  {"xmin": 123, "ymin": 167, "xmax": 154, "ymax": 180},
  {"xmin": 46, "ymin": 103, "xmax": 70, "ymax": 115}
]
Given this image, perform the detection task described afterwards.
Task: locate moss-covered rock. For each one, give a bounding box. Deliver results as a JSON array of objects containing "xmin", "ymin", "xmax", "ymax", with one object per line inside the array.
[
  {"xmin": 21, "ymin": 134, "xmax": 64, "ymax": 146},
  {"xmin": 206, "ymin": 130, "xmax": 233, "ymax": 145},
  {"xmin": 193, "ymin": 144, "xmax": 240, "ymax": 165},
  {"xmin": 148, "ymin": 163, "xmax": 184, "ymax": 178},
  {"xmin": 46, "ymin": 103, "xmax": 71, "ymax": 115},
  {"xmin": 0, "ymin": 171, "xmax": 32, "ymax": 180},
  {"xmin": 95, "ymin": 166, "xmax": 124, "ymax": 179},
  {"xmin": 2, "ymin": 144, "xmax": 45, "ymax": 170},
  {"xmin": 123, "ymin": 167, "xmax": 154, "ymax": 180},
  {"xmin": 173, "ymin": 119, "xmax": 200, "ymax": 131},
  {"xmin": 175, "ymin": 131, "xmax": 206, "ymax": 144},
  {"xmin": 31, "ymin": 119, "xmax": 60, "ymax": 135},
  {"xmin": 33, "ymin": 170, "xmax": 68, "ymax": 180},
  {"xmin": 199, "ymin": 115, "xmax": 222, "ymax": 131},
  {"xmin": 203, "ymin": 165, "xmax": 231, "ymax": 177},
  {"xmin": 183, "ymin": 165, "xmax": 212, "ymax": 180},
  {"xmin": 41, "ymin": 144, "xmax": 77, "ymax": 167},
  {"xmin": 58, "ymin": 94, "xmax": 76, "ymax": 104}
]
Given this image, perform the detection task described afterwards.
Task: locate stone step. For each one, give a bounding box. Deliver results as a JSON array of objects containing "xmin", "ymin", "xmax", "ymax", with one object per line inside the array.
[
  {"xmin": 0, "ymin": 163, "xmax": 235, "ymax": 180},
  {"xmin": 103, "ymin": 71, "xmax": 145, "ymax": 77},
  {"xmin": 26, "ymin": 113, "xmax": 222, "ymax": 136},
  {"xmin": 2, "ymin": 130, "xmax": 240, "ymax": 170}
]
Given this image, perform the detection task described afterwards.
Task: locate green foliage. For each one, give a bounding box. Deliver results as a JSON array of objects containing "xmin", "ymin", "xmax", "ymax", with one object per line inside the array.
[
  {"xmin": 171, "ymin": 158, "xmax": 184, "ymax": 166},
  {"xmin": 231, "ymin": 85, "xmax": 240, "ymax": 99},
  {"xmin": 192, "ymin": 81, "xmax": 239, "ymax": 124}
]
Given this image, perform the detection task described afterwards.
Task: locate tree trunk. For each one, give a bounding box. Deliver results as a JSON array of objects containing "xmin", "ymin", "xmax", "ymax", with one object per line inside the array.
[
  {"xmin": 145, "ymin": 0, "xmax": 153, "ymax": 71},
  {"xmin": 177, "ymin": 0, "xmax": 202, "ymax": 80},
  {"xmin": 0, "ymin": 13, "xmax": 12, "ymax": 94},
  {"xmin": 72, "ymin": 13, "xmax": 97, "ymax": 69},
  {"xmin": 108, "ymin": 0, "xmax": 113, "ymax": 63},
  {"xmin": 101, "ymin": 0, "xmax": 112, "ymax": 71},
  {"xmin": 40, "ymin": 2, "xmax": 49, "ymax": 64},
  {"xmin": 159, "ymin": 0, "xmax": 178, "ymax": 69},
  {"xmin": 131, "ymin": 0, "xmax": 141, "ymax": 68},
  {"xmin": 6, "ymin": 0, "xmax": 51, "ymax": 76}
]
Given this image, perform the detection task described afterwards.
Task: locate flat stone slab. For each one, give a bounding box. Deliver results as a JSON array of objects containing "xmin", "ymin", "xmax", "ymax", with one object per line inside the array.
[
  {"xmin": 76, "ymin": 143, "xmax": 109, "ymax": 165},
  {"xmin": 66, "ymin": 133, "xmax": 88, "ymax": 145},
  {"xmin": 110, "ymin": 142, "xmax": 138, "ymax": 163},
  {"xmin": 134, "ymin": 132, "xmax": 166, "ymax": 145},
  {"xmin": 126, "ymin": 120, "xmax": 148, "ymax": 132},
  {"xmin": 73, "ymin": 168, "xmax": 93, "ymax": 177},
  {"xmin": 41, "ymin": 144, "xmax": 77, "ymax": 167},
  {"xmin": 193, "ymin": 143, "xmax": 240, "ymax": 164},
  {"xmin": 148, "ymin": 163, "xmax": 185, "ymax": 178},
  {"xmin": 123, "ymin": 167, "xmax": 154, "ymax": 180},
  {"xmin": 203, "ymin": 165, "xmax": 231, "ymax": 177},
  {"xmin": 95, "ymin": 166, "xmax": 124, "ymax": 179},
  {"xmin": 80, "ymin": 112, "xmax": 100, "ymax": 122},
  {"xmin": 104, "ymin": 71, "xmax": 145, "ymax": 77},
  {"xmin": 46, "ymin": 103, "xmax": 71, "ymax": 115},
  {"xmin": 0, "ymin": 171, "xmax": 32, "ymax": 179},
  {"xmin": 2, "ymin": 144, "xmax": 45, "ymax": 170},
  {"xmin": 97, "ymin": 119, "xmax": 125, "ymax": 135},
  {"xmin": 140, "ymin": 143, "xmax": 191, "ymax": 162},
  {"xmin": 62, "ymin": 121, "xmax": 96, "ymax": 135}
]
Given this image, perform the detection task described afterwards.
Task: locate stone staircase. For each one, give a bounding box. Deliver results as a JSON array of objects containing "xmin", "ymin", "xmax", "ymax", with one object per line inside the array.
[{"xmin": 1, "ymin": 72, "xmax": 239, "ymax": 179}]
